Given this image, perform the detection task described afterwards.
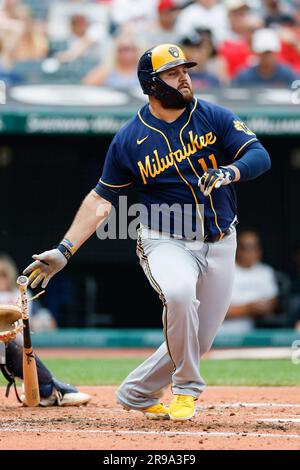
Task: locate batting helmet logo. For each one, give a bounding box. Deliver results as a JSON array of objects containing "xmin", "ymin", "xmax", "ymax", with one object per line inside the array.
[{"xmin": 168, "ymin": 46, "xmax": 180, "ymax": 58}]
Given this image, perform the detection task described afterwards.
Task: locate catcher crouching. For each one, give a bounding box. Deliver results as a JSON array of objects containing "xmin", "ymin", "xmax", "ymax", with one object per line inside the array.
[{"xmin": 0, "ymin": 254, "xmax": 90, "ymax": 407}]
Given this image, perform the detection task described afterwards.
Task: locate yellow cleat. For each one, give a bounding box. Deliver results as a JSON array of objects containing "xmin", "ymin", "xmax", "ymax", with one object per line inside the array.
[
  {"xmin": 142, "ymin": 403, "xmax": 170, "ymax": 420},
  {"xmin": 169, "ymin": 395, "xmax": 196, "ymax": 421}
]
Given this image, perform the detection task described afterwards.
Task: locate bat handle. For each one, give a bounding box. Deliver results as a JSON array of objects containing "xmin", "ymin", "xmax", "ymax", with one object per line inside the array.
[
  {"xmin": 17, "ymin": 275, "xmax": 29, "ymax": 319},
  {"xmin": 17, "ymin": 275, "xmax": 29, "ymax": 289}
]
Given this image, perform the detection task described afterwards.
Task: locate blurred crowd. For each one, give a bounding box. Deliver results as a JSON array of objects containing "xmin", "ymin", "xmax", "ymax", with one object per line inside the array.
[{"xmin": 1, "ymin": 0, "xmax": 300, "ymax": 88}]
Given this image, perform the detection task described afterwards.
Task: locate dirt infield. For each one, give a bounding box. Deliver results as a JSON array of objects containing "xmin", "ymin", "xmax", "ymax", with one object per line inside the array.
[{"xmin": 0, "ymin": 386, "xmax": 299, "ymax": 450}]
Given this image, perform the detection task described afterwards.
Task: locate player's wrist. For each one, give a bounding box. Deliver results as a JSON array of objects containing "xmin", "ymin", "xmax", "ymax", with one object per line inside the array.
[
  {"xmin": 56, "ymin": 238, "xmax": 77, "ymax": 261},
  {"xmin": 225, "ymin": 165, "xmax": 240, "ymax": 182}
]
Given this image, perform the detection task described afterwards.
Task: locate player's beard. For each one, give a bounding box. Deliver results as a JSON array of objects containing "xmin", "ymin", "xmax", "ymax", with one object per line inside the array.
[{"xmin": 159, "ymin": 86, "xmax": 194, "ymax": 110}]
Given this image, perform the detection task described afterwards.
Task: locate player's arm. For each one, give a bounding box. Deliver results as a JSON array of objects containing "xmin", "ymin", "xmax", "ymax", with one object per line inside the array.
[
  {"xmin": 229, "ymin": 141, "xmax": 271, "ymax": 181},
  {"xmin": 199, "ymin": 141, "xmax": 271, "ymax": 196},
  {"xmin": 23, "ymin": 191, "xmax": 112, "ymax": 289},
  {"xmin": 63, "ymin": 190, "xmax": 111, "ymax": 249},
  {"xmin": 199, "ymin": 107, "xmax": 271, "ymax": 196}
]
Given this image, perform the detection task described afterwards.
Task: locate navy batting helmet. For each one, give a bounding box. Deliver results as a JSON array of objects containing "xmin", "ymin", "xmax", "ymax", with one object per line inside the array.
[{"xmin": 137, "ymin": 44, "xmax": 197, "ymax": 108}]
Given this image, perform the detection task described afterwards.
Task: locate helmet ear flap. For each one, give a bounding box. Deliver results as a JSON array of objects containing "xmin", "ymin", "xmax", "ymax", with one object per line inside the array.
[
  {"xmin": 138, "ymin": 71, "xmax": 155, "ymax": 83},
  {"xmin": 138, "ymin": 70, "xmax": 158, "ymax": 95}
]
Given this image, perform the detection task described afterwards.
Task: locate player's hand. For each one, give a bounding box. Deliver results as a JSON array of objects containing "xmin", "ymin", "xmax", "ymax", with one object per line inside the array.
[
  {"xmin": 23, "ymin": 249, "xmax": 68, "ymax": 289},
  {"xmin": 198, "ymin": 167, "xmax": 235, "ymax": 197}
]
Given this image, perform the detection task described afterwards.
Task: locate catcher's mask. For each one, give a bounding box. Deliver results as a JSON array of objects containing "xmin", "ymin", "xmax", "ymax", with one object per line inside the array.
[{"xmin": 137, "ymin": 44, "xmax": 197, "ymax": 109}]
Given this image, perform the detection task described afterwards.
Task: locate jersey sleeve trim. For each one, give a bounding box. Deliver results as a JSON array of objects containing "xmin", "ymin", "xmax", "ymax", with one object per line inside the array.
[
  {"xmin": 234, "ymin": 138, "xmax": 258, "ymax": 160},
  {"xmin": 99, "ymin": 178, "xmax": 133, "ymax": 188},
  {"xmin": 93, "ymin": 186, "xmax": 119, "ymax": 206}
]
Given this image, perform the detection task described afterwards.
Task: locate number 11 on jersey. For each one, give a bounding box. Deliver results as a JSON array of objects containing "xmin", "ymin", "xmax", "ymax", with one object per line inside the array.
[{"xmin": 198, "ymin": 154, "xmax": 218, "ymax": 173}]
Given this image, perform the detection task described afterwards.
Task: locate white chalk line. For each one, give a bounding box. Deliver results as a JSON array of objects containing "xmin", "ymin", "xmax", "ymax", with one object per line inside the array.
[
  {"xmin": 197, "ymin": 403, "xmax": 300, "ymax": 410},
  {"xmin": 258, "ymin": 418, "xmax": 300, "ymax": 424},
  {"xmin": 114, "ymin": 403, "xmax": 300, "ymax": 412},
  {"xmin": 0, "ymin": 427, "xmax": 299, "ymax": 440},
  {"xmin": 96, "ymin": 403, "xmax": 300, "ymax": 413}
]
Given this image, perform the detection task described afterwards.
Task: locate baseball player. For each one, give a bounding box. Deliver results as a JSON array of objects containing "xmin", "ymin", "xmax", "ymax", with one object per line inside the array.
[
  {"xmin": 0, "ymin": 254, "xmax": 90, "ymax": 407},
  {"xmin": 23, "ymin": 44, "xmax": 271, "ymax": 421}
]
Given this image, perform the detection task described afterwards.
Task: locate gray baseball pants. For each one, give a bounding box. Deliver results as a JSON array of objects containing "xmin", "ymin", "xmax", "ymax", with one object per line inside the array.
[{"xmin": 116, "ymin": 225, "xmax": 237, "ymax": 410}]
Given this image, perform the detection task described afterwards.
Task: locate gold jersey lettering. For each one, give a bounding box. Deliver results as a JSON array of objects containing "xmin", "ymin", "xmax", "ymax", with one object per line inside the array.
[
  {"xmin": 156, "ymin": 149, "xmax": 173, "ymax": 172},
  {"xmin": 206, "ymin": 131, "xmax": 217, "ymax": 145},
  {"xmin": 173, "ymin": 149, "xmax": 185, "ymax": 163},
  {"xmin": 138, "ymin": 130, "xmax": 217, "ymax": 184},
  {"xmin": 182, "ymin": 142, "xmax": 194, "ymax": 158},
  {"xmin": 138, "ymin": 156, "xmax": 158, "ymax": 185},
  {"xmin": 188, "ymin": 131, "xmax": 200, "ymax": 151}
]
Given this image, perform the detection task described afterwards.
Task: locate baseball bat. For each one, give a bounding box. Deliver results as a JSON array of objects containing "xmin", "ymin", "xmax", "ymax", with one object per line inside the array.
[{"xmin": 17, "ymin": 275, "xmax": 40, "ymax": 407}]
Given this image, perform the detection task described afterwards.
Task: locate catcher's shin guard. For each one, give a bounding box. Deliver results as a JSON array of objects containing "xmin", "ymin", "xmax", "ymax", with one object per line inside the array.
[
  {"xmin": 4, "ymin": 337, "xmax": 54, "ymax": 399},
  {"xmin": 0, "ymin": 340, "xmax": 22, "ymax": 401}
]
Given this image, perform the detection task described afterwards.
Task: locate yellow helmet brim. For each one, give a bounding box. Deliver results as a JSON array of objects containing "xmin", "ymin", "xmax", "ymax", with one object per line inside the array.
[
  {"xmin": 151, "ymin": 44, "xmax": 197, "ymax": 73},
  {"xmin": 155, "ymin": 58, "xmax": 197, "ymax": 73}
]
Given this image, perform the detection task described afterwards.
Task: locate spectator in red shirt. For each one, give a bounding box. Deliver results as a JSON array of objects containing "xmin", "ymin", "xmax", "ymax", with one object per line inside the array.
[
  {"xmin": 235, "ymin": 28, "xmax": 297, "ymax": 87},
  {"xmin": 218, "ymin": 1, "xmax": 263, "ymax": 79},
  {"xmin": 278, "ymin": 1, "xmax": 300, "ymax": 73}
]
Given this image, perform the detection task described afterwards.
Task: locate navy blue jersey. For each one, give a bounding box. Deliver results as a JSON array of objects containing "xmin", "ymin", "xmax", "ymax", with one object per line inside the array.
[{"xmin": 95, "ymin": 98, "xmax": 259, "ymax": 238}]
